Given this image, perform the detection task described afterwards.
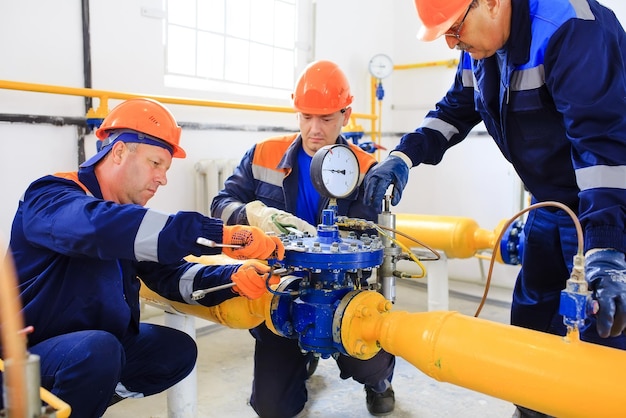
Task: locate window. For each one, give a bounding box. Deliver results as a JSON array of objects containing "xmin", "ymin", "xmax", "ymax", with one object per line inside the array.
[{"xmin": 165, "ymin": 0, "xmax": 308, "ymax": 100}]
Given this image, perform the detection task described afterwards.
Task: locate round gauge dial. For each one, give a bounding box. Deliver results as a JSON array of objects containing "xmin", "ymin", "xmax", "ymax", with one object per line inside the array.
[
  {"xmin": 368, "ymin": 54, "xmax": 394, "ymax": 79},
  {"xmin": 310, "ymin": 144, "xmax": 360, "ymax": 199}
]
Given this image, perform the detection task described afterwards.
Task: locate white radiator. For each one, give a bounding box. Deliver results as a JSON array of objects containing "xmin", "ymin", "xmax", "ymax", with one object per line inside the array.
[{"xmin": 194, "ymin": 159, "xmax": 238, "ymax": 216}]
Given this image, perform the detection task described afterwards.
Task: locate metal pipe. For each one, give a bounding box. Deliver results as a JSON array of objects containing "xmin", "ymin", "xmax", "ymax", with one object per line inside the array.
[
  {"xmin": 377, "ymin": 198, "xmax": 398, "ymax": 302},
  {"xmin": 0, "ymin": 245, "xmax": 28, "ymax": 417},
  {"xmin": 1, "ymin": 244, "xmax": 72, "ymax": 418},
  {"xmin": 164, "ymin": 312, "xmax": 197, "ymax": 418},
  {"xmin": 140, "ymin": 282, "xmax": 271, "ymax": 330},
  {"xmin": 395, "ymin": 213, "xmax": 505, "ymax": 260},
  {"xmin": 393, "ymin": 59, "xmax": 459, "ymax": 71},
  {"xmin": 39, "ymin": 386, "xmax": 72, "ymax": 418},
  {"xmin": 0, "ymin": 79, "xmax": 376, "ymax": 122},
  {"xmin": 2, "ymin": 354, "xmax": 42, "ymax": 417},
  {"xmin": 142, "ymin": 281, "xmax": 626, "ymax": 417},
  {"xmin": 339, "ymin": 291, "xmax": 625, "ymax": 418},
  {"xmin": 368, "ymin": 59, "xmax": 459, "ymax": 163}
]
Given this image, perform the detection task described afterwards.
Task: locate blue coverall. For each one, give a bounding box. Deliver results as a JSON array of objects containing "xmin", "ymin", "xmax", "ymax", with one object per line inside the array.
[
  {"xmin": 211, "ymin": 134, "xmax": 395, "ymax": 418},
  {"xmin": 1, "ymin": 166, "xmax": 244, "ymax": 417},
  {"xmin": 393, "ymin": 0, "xmax": 626, "ymax": 348}
]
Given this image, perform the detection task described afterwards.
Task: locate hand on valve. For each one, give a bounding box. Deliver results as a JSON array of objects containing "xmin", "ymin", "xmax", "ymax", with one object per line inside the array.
[
  {"xmin": 363, "ymin": 152, "xmax": 410, "ymax": 213},
  {"xmin": 222, "ymin": 225, "xmax": 285, "ymax": 261},
  {"xmin": 585, "ymin": 249, "xmax": 626, "ymax": 337},
  {"xmin": 231, "ymin": 260, "xmax": 279, "ymax": 299},
  {"xmin": 245, "ymin": 200, "xmax": 317, "ymax": 236}
]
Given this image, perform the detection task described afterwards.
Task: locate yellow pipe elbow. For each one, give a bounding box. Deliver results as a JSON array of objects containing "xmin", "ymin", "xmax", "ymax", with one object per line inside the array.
[
  {"xmin": 139, "ymin": 283, "xmax": 270, "ymax": 330},
  {"xmin": 40, "ymin": 387, "xmax": 72, "ymax": 418}
]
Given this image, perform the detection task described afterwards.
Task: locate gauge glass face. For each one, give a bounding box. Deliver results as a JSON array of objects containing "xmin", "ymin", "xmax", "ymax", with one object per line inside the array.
[
  {"xmin": 320, "ymin": 145, "xmax": 360, "ymax": 198},
  {"xmin": 368, "ymin": 54, "xmax": 394, "ymax": 79}
]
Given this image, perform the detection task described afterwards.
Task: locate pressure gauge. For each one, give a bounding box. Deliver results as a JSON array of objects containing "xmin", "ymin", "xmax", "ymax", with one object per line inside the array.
[
  {"xmin": 368, "ymin": 54, "xmax": 394, "ymax": 79},
  {"xmin": 310, "ymin": 144, "xmax": 360, "ymax": 199}
]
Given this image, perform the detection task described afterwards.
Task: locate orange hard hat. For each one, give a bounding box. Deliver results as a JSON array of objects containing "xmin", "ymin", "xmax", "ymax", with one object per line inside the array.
[
  {"xmin": 292, "ymin": 60, "xmax": 353, "ymax": 114},
  {"xmin": 95, "ymin": 98, "xmax": 185, "ymax": 158},
  {"xmin": 414, "ymin": 0, "xmax": 473, "ymax": 41}
]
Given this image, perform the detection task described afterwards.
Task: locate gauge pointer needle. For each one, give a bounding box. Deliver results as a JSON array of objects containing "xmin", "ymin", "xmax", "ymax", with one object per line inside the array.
[{"xmin": 324, "ymin": 169, "xmax": 346, "ymax": 174}]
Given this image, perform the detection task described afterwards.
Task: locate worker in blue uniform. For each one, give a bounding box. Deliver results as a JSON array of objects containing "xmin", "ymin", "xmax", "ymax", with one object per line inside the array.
[
  {"xmin": 363, "ymin": 0, "xmax": 626, "ymax": 417},
  {"xmin": 211, "ymin": 60, "xmax": 396, "ymax": 417},
  {"xmin": 0, "ymin": 98, "xmax": 284, "ymax": 418}
]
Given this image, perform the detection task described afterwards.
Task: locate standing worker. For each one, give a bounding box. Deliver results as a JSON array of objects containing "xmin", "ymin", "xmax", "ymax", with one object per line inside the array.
[
  {"xmin": 363, "ymin": 1, "xmax": 626, "ymax": 417},
  {"xmin": 0, "ymin": 98, "xmax": 284, "ymax": 418},
  {"xmin": 211, "ymin": 60, "xmax": 397, "ymax": 417}
]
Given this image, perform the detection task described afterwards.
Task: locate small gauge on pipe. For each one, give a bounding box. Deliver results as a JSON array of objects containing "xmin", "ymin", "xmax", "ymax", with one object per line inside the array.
[{"xmin": 368, "ymin": 53, "xmax": 394, "ymax": 79}]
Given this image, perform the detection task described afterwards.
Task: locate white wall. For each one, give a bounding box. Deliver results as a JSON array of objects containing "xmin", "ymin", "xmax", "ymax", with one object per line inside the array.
[{"xmin": 3, "ymin": 0, "xmax": 625, "ymax": 284}]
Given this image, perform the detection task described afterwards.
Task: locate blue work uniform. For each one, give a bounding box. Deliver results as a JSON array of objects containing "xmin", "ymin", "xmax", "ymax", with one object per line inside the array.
[
  {"xmin": 1, "ymin": 166, "xmax": 244, "ymax": 417},
  {"xmin": 393, "ymin": 0, "xmax": 626, "ymax": 348},
  {"xmin": 211, "ymin": 134, "xmax": 395, "ymax": 418}
]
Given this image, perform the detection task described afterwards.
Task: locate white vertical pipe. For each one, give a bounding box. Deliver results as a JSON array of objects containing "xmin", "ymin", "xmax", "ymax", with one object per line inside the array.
[
  {"xmin": 164, "ymin": 311, "xmax": 197, "ymax": 418},
  {"xmin": 151, "ymin": 159, "xmax": 237, "ymax": 417},
  {"xmin": 427, "ymin": 252, "xmax": 449, "ymax": 311}
]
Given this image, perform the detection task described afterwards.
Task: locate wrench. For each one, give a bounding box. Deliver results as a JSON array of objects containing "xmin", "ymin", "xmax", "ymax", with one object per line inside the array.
[
  {"xmin": 191, "ymin": 282, "xmax": 236, "ymax": 300},
  {"xmin": 196, "ymin": 237, "xmax": 242, "ymax": 248}
]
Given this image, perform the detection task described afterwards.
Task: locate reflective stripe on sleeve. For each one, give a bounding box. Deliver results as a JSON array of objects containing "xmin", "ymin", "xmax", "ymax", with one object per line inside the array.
[
  {"xmin": 576, "ymin": 165, "xmax": 626, "ymax": 191},
  {"xmin": 220, "ymin": 201, "xmax": 244, "ymax": 224},
  {"xmin": 420, "ymin": 118, "xmax": 460, "ymax": 141},
  {"xmin": 134, "ymin": 209, "xmax": 170, "ymax": 262},
  {"xmin": 179, "ymin": 263, "xmax": 204, "ymax": 304}
]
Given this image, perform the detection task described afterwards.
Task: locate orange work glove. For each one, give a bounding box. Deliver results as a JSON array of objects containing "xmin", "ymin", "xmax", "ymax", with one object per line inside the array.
[
  {"xmin": 231, "ymin": 260, "xmax": 279, "ymax": 299},
  {"xmin": 222, "ymin": 225, "xmax": 285, "ymax": 260}
]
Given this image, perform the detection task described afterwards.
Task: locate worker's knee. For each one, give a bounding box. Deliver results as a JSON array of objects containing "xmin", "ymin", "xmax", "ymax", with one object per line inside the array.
[
  {"xmin": 337, "ymin": 349, "xmax": 395, "ymax": 386},
  {"xmin": 59, "ymin": 330, "xmax": 125, "ymax": 384},
  {"xmin": 28, "ymin": 330, "xmax": 123, "ymax": 417}
]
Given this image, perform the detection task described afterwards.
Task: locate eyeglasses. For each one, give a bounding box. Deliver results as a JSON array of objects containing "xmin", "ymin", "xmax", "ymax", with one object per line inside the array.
[{"xmin": 444, "ymin": 4, "xmax": 472, "ymax": 40}]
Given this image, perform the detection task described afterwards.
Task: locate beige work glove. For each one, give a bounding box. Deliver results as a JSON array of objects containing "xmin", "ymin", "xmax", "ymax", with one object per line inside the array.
[{"xmin": 245, "ymin": 200, "xmax": 317, "ymax": 236}]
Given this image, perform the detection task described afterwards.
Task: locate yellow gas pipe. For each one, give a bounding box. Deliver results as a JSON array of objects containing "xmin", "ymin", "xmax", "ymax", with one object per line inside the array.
[
  {"xmin": 0, "ymin": 79, "xmax": 377, "ymax": 133},
  {"xmin": 340, "ymin": 290, "xmax": 624, "ymax": 418},
  {"xmin": 141, "ymin": 281, "xmax": 625, "ymax": 418},
  {"xmin": 395, "ymin": 213, "xmax": 508, "ymax": 261},
  {"xmin": 140, "ymin": 254, "xmax": 277, "ymax": 332},
  {"xmin": 140, "ymin": 284, "xmax": 271, "ymax": 330}
]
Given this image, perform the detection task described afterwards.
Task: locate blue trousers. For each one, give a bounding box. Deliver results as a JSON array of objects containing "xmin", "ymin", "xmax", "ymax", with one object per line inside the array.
[
  {"xmin": 511, "ymin": 207, "xmax": 626, "ymax": 349},
  {"xmin": 1, "ymin": 323, "xmax": 197, "ymax": 418},
  {"xmin": 248, "ymin": 323, "xmax": 395, "ymax": 418}
]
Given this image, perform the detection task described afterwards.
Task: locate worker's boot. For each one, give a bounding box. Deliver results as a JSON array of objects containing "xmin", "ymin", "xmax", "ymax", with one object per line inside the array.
[
  {"xmin": 365, "ymin": 385, "xmax": 395, "ymax": 416},
  {"xmin": 512, "ymin": 405, "xmax": 554, "ymax": 418}
]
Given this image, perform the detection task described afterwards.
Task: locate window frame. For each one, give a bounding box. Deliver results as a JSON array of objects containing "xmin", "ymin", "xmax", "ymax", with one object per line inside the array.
[{"xmin": 164, "ymin": 0, "xmax": 313, "ymax": 101}]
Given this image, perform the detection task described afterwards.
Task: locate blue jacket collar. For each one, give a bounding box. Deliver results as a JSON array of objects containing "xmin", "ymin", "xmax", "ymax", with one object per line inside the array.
[{"xmin": 77, "ymin": 166, "xmax": 104, "ymax": 199}]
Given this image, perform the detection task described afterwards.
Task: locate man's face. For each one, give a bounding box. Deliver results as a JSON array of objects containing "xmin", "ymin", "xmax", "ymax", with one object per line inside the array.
[
  {"xmin": 108, "ymin": 142, "xmax": 172, "ymax": 206},
  {"xmin": 298, "ymin": 107, "xmax": 351, "ymax": 156},
  {"xmin": 443, "ymin": 0, "xmax": 511, "ymax": 60}
]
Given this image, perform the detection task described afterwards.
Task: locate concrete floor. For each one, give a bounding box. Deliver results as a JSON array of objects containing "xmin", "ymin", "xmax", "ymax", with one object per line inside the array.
[{"xmin": 104, "ymin": 278, "xmax": 517, "ymax": 418}]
